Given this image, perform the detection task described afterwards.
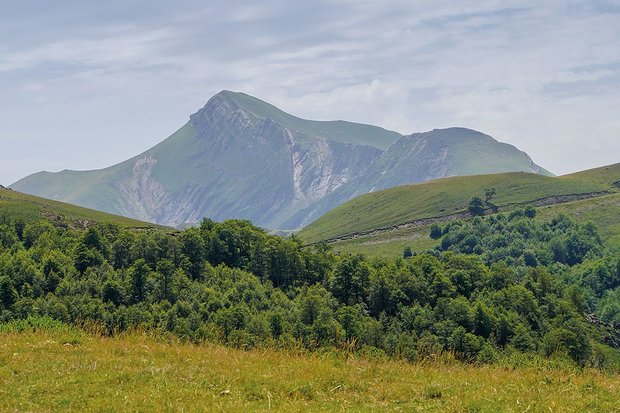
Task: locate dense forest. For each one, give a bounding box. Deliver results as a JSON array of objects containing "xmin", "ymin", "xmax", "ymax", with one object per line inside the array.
[{"xmin": 0, "ymin": 209, "xmax": 619, "ymax": 368}]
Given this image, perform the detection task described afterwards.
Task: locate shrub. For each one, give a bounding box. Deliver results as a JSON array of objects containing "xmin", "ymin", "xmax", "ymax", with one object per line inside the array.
[
  {"xmin": 429, "ymin": 224, "xmax": 443, "ymax": 240},
  {"xmin": 468, "ymin": 197, "xmax": 485, "ymax": 216}
]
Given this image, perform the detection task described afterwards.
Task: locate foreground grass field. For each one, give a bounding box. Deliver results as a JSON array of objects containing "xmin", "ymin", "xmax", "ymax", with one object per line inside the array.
[{"xmin": 1, "ymin": 326, "xmax": 619, "ymax": 412}]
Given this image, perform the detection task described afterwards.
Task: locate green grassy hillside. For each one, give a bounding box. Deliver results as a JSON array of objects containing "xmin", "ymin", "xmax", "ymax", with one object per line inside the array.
[
  {"xmin": 299, "ymin": 163, "xmax": 620, "ymax": 250},
  {"xmin": 0, "ymin": 186, "xmax": 165, "ymax": 229},
  {"xmin": 538, "ymin": 192, "xmax": 620, "ymax": 248},
  {"xmin": 324, "ymin": 192, "xmax": 620, "ymax": 259},
  {"xmin": 1, "ymin": 324, "xmax": 619, "ymax": 412},
  {"xmin": 331, "ymin": 193, "xmax": 620, "ymax": 258}
]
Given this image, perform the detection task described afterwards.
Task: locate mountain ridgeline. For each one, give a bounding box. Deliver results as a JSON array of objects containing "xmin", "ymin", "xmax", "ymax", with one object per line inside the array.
[{"xmin": 11, "ymin": 91, "xmax": 551, "ymax": 229}]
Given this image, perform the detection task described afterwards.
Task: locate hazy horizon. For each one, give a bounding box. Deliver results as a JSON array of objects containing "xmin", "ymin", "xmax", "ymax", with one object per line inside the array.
[{"xmin": 2, "ymin": 1, "xmax": 620, "ymax": 185}]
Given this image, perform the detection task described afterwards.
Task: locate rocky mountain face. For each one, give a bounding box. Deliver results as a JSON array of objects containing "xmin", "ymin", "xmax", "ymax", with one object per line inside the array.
[{"xmin": 11, "ymin": 91, "xmax": 552, "ymax": 229}]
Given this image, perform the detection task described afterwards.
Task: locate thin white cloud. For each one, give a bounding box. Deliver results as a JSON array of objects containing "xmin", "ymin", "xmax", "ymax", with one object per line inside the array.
[{"xmin": 0, "ymin": 27, "xmax": 172, "ymax": 72}]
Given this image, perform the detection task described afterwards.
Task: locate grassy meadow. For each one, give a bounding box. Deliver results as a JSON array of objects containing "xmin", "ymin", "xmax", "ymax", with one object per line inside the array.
[{"xmin": 1, "ymin": 321, "xmax": 619, "ymax": 412}]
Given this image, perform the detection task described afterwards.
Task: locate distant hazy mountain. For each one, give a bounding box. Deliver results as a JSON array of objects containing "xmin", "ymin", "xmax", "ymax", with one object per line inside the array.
[
  {"xmin": 361, "ymin": 127, "xmax": 551, "ymax": 190},
  {"xmin": 11, "ymin": 91, "xmax": 551, "ymax": 229}
]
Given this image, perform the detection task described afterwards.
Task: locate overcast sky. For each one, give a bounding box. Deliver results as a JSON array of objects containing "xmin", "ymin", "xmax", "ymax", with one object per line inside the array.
[{"xmin": 1, "ymin": 0, "xmax": 619, "ymax": 185}]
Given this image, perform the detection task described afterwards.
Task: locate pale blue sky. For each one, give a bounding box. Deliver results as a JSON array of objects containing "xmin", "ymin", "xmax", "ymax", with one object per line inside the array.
[{"xmin": 1, "ymin": 0, "xmax": 619, "ymax": 184}]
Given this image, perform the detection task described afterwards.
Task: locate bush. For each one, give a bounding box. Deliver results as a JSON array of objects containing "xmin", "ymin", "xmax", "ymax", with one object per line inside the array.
[
  {"xmin": 524, "ymin": 205, "xmax": 537, "ymax": 218},
  {"xmin": 468, "ymin": 197, "xmax": 485, "ymax": 216},
  {"xmin": 543, "ymin": 323, "xmax": 592, "ymax": 365},
  {"xmin": 429, "ymin": 224, "xmax": 443, "ymax": 240},
  {"xmin": 403, "ymin": 246, "xmax": 413, "ymax": 258}
]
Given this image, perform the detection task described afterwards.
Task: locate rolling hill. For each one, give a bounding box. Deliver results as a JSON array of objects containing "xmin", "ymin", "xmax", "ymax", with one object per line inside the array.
[
  {"xmin": 0, "ymin": 186, "xmax": 165, "ymax": 230},
  {"xmin": 298, "ymin": 163, "xmax": 620, "ymax": 256},
  {"xmin": 11, "ymin": 91, "xmax": 549, "ymax": 230}
]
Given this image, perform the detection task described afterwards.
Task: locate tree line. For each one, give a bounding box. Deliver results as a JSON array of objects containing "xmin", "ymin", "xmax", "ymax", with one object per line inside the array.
[{"xmin": 0, "ymin": 210, "xmax": 619, "ymax": 367}]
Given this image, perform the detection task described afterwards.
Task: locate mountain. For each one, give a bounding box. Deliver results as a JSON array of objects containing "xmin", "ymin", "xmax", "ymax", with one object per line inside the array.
[
  {"xmin": 358, "ymin": 127, "xmax": 551, "ymax": 192},
  {"xmin": 11, "ymin": 91, "xmax": 550, "ymax": 229},
  {"xmin": 298, "ymin": 163, "xmax": 620, "ymax": 257}
]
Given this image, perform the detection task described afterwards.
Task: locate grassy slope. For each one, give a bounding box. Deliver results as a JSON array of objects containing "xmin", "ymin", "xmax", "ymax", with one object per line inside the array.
[
  {"xmin": 537, "ymin": 192, "xmax": 620, "ymax": 249},
  {"xmin": 328, "ymin": 192, "xmax": 620, "ymax": 260},
  {"xmin": 299, "ymin": 163, "xmax": 620, "ymax": 244},
  {"xmin": 7, "ymin": 123, "xmax": 197, "ymax": 212},
  {"xmin": 0, "ymin": 187, "xmax": 165, "ymax": 229},
  {"xmin": 326, "ymin": 226, "xmax": 439, "ymax": 259},
  {"xmin": 1, "ymin": 328, "xmax": 619, "ymax": 412}
]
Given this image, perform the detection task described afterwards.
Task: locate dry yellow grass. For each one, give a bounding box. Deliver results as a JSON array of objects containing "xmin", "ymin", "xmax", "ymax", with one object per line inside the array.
[{"xmin": 1, "ymin": 330, "xmax": 619, "ymax": 412}]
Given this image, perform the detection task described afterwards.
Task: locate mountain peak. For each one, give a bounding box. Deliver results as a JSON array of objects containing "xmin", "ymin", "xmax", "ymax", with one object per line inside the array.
[
  {"xmin": 424, "ymin": 127, "xmax": 494, "ymax": 140},
  {"xmin": 193, "ymin": 91, "xmax": 401, "ymax": 150},
  {"xmin": 207, "ymin": 90, "xmax": 284, "ymax": 118},
  {"xmin": 11, "ymin": 91, "xmax": 551, "ymax": 230},
  {"xmin": 190, "ymin": 90, "xmax": 291, "ymax": 131}
]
